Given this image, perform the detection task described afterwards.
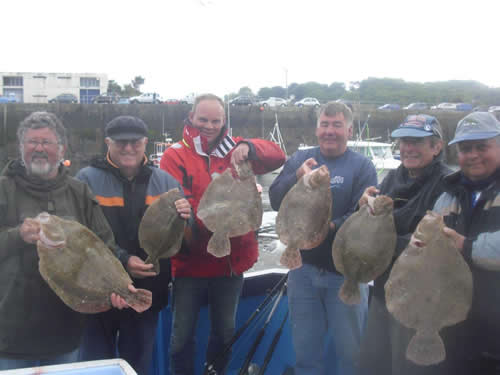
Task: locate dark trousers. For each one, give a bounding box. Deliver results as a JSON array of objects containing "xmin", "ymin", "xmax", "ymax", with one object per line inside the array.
[{"xmin": 79, "ymin": 307, "xmax": 159, "ymax": 375}]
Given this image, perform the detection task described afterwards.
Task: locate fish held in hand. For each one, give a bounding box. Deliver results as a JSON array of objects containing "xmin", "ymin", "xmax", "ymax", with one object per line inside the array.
[
  {"xmin": 139, "ymin": 188, "xmax": 187, "ymax": 274},
  {"xmin": 333, "ymin": 195, "xmax": 396, "ymax": 305},
  {"xmin": 197, "ymin": 161, "xmax": 263, "ymax": 258},
  {"xmin": 276, "ymin": 165, "xmax": 332, "ymax": 270},
  {"xmin": 36, "ymin": 212, "xmax": 152, "ymax": 314},
  {"xmin": 385, "ymin": 211, "xmax": 473, "ymax": 366}
]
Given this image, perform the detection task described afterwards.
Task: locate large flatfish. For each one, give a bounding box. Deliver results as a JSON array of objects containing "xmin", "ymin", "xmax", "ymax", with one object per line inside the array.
[
  {"xmin": 385, "ymin": 211, "xmax": 473, "ymax": 366},
  {"xmin": 197, "ymin": 161, "xmax": 263, "ymax": 257},
  {"xmin": 333, "ymin": 195, "xmax": 396, "ymax": 305},
  {"xmin": 35, "ymin": 212, "xmax": 152, "ymax": 313},
  {"xmin": 139, "ymin": 188, "xmax": 186, "ymax": 274},
  {"xmin": 276, "ymin": 165, "xmax": 331, "ymax": 269}
]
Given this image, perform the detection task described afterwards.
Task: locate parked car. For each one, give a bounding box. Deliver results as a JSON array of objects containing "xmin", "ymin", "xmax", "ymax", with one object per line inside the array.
[
  {"xmin": 403, "ymin": 102, "xmax": 428, "ymax": 110},
  {"xmin": 92, "ymin": 93, "xmax": 119, "ymax": 104},
  {"xmin": 455, "ymin": 103, "xmax": 473, "ymax": 112},
  {"xmin": 473, "ymin": 105, "xmax": 490, "ymax": 112},
  {"xmin": 49, "ymin": 93, "xmax": 78, "ymax": 104},
  {"xmin": 229, "ymin": 96, "xmax": 256, "ymax": 106},
  {"xmin": 129, "ymin": 93, "xmax": 162, "ymax": 104},
  {"xmin": 164, "ymin": 98, "xmax": 181, "ymax": 105},
  {"xmin": 431, "ymin": 103, "xmax": 457, "ymax": 111},
  {"xmin": 117, "ymin": 97, "xmax": 130, "ymax": 105},
  {"xmin": 259, "ymin": 97, "xmax": 288, "ymax": 108},
  {"xmin": 0, "ymin": 93, "xmax": 20, "ymax": 103},
  {"xmin": 488, "ymin": 106, "xmax": 500, "ymax": 113},
  {"xmin": 378, "ymin": 103, "xmax": 401, "ymax": 111},
  {"xmin": 294, "ymin": 97, "xmax": 320, "ymax": 108}
]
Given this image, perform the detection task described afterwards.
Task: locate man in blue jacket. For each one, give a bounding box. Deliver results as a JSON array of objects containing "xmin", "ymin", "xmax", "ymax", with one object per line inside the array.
[
  {"xmin": 269, "ymin": 102, "xmax": 377, "ymax": 375},
  {"xmin": 76, "ymin": 116, "xmax": 191, "ymax": 375}
]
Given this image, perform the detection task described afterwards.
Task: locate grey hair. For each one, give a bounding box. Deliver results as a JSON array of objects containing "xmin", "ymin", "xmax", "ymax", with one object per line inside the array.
[
  {"xmin": 17, "ymin": 112, "xmax": 68, "ymax": 147},
  {"xmin": 316, "ymin": 101, "xmax": 353, "ymax": 126},
  {"xmin": 192, "ymin": 93, "xmax": 225, "ymax": 114}
]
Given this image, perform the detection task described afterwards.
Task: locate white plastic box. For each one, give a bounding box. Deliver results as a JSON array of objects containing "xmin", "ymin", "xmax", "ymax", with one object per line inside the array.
[{"xmin": 0, "ymin": 359, "xmax": 137, "ymax": 374}]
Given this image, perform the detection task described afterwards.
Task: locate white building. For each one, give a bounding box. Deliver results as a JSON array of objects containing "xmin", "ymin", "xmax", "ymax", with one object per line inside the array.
[{"xmin": 0, "ymin": 72, "xmax": 108, "ymax": 103}]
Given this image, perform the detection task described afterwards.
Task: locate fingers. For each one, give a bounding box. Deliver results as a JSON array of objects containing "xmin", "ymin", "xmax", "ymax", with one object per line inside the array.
[
  {"xmin": 127, "ymin": 256, "xmax": 157, "ymax": 279},
  {"xmin": 230, "ymin": 143, "xmax": 250, "ymax": 166},
  {"xmin": 20, "ymin": 218, "xmax": 41, "ymax": 244},
  {"xmin": 175, "ymin": 198, "xmax": 192, "ymax": 220},
  {"xmin": 296, "ymin": 158, "xmax": 318, "ymax": 180},
  {"xmin": 110, "ymin": 293, "xmax": 129, "ymax": 310},
  {"xmin": 359, "ymin": 186, "xmax": 379, "ymax": 207},
  {"xmin": 443, "ymin": 227, "xmax": 465, "ymax": 251}
]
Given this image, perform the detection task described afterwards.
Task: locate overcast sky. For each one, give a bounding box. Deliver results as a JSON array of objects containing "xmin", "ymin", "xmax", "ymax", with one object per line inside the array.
[{"xmin": 2, "ymin": 0, "xmax": 499, "ymax": 99}]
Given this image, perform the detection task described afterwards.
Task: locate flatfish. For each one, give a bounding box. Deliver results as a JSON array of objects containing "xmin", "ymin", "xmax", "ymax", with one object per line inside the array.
[
  {"xmin": 139, "ymin": 188, "xmax": 186, "ymax": 274},
  {"xmin": 276, "ymin": 165, "xmax": 331, "ymax": 269},
  {"xmin": 385, "ymin": 211, "xmax": 473, "ymax": 365},
  {"xmin": 197, "ymin": 161, "xmax": 263, "ymax": 257},
  {"xmin": 36, "ymin": 212, "xmax": 152, "ymax": 313},
  {"xmin": 333, "ymin": 195, "xmax": 396, "ymax": 304}
]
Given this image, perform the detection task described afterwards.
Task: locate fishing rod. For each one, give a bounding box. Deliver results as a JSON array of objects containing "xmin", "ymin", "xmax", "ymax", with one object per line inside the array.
[
  {"xmin": 203, "ymin": 273, "xmax": 288, "ymax": 375},
  {"xmin": 257, "ymin": 310, "xmax": 289, "ymax": 375},
  {"xmin": 238, "ymin": 282, "xmax": 287, "ymax": 375}
]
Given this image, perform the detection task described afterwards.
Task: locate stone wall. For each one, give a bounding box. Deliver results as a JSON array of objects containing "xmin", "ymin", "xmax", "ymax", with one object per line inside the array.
[{"xmin": 0, "ymin": 103, "xmax": 467, "ymax": 174}]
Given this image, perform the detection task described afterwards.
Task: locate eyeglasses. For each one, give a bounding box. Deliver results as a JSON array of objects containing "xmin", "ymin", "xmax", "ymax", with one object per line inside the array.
[
  {"xmin": 24, "ymin": 139, "xmax": 60, "ymax": 149},
  {"xmin": 112, "ymin": 139, "xmax": 144, "ymax": 148}
]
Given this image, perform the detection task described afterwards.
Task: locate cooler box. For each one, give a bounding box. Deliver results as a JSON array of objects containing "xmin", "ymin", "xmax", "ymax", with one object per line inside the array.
[{"xmin": 0, "ymin": 359, "xmax": 137, "ymax": 375}]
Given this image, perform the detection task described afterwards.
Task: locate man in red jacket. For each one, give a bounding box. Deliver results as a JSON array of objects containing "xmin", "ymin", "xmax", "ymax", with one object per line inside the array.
[{"xmin": 160, "ymin": 93, "xmax": 285, "ymax": 375}]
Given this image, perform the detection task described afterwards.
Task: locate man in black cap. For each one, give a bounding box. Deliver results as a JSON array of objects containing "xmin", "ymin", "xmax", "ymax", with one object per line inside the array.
[
  {"xmin": 432, "ymin": 112, "xmax": 500, "ymax": 374},
  {"xmin": 76, "ymin": 115, "xmax": 191, "ymax": 374}
]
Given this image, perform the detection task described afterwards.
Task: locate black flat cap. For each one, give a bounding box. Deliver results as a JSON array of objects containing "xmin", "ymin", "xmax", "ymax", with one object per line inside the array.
[{"xmin": 105, "ymin": 116, "xmax": 148, "ymax": 140}]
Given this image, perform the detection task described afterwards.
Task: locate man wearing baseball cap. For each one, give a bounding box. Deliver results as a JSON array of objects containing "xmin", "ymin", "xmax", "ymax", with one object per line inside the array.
[
  {"xmin": 358, "ymin": 114, "xmax": 452, "ymax": 374},
  {"xmin": 76, "ymin": 116, "xmax": 191, "ymax": 374},
  {"xmin": 432, "ymin": 112, "xmax": 500, "ymax": 373}
]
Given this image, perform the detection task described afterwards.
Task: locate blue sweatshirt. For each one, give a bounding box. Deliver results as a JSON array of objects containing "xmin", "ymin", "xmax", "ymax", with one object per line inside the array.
[{"xmin": 269, "ymin": 146, "xmax": 377, "ymax": 272}]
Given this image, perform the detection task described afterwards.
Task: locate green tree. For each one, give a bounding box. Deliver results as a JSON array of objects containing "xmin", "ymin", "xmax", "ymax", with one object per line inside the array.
[
  {"xmin": 107, "ymin": 80, "xmax": 122, "ymax": 95},
  {"xmin": 132, "ymin": 76, "xmax": 145, "ymax": 90}
]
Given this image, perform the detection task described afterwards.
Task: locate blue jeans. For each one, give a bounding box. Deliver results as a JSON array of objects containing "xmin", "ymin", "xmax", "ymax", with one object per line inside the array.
[
  {"xmin": 79, "ymin": 307, "xmax": 159, "ymax": 375},
  {"xmin": 0, "ymin": 348, "xmax": 79, "ymax": 371},
  {"xmin": 170, "ymin": 275, "xmax": 244, "ymax": 375},
  {"xmin": 288, "ymin": 264, "xmax": 368, "ymax": 375}
]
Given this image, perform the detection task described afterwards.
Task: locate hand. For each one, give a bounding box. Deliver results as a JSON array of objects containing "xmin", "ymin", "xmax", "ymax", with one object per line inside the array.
[
  {"xmin": 110, "ymin": 284, "xmax": 137, "ymax": 310},
  {"xmin": 20, "ymin": 218, "xmax": 41, "ymax": 244},
  {"xmin": 359, "ymin": 186, "xmax": 379, "ymax": 207},
  {"xmin": 175, "ymin": 198, "xmax": 191, "ymax": 220},
  {"xmin": 443, "ymin": 227, "xmax": 466, "ymax": 252},
  {"xmin": 127, "ymin": 256, "xmax": 156, "ymax": 279},
  {"xmin": 230, "ymin": 143, "xmax": 250, "ymax": 166},
  {"xmin": 296, "ymin": 158, "xmax": 317, "ymax": 180}
]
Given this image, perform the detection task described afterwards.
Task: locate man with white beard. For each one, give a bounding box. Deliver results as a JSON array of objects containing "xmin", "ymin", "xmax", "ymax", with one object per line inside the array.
[{"xmin": 0, "ymin": 112, "xmax": 133, "ymax": 371}]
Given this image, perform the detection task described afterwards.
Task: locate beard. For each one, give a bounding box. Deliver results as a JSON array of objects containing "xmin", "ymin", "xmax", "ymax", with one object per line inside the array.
[{"xmin": 22, "ymin": 151, "xmax": 61, "ymax": 179}]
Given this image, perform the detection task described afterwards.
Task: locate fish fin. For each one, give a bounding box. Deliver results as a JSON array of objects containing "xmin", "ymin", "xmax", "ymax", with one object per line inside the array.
[
  {"xmin": 280, "ymin": 247, "xmax": 302, "ymax": 270},
  {"xmin": 339, "ymin": 280, "xmax": 361, "ymax": 305},
  {"xmin": 145, "ymin": 256, "xmax": 161, "ymax": 275},
  {"xmin": 207, "ymin": 231, "xmax": 231, "ymax": 258},
  {"xmin": 406, "ymin": 330, "xmax": 445, "ymax": 366},
  {"xmin": 126, "ymin": 288, "xmax": 153, "ymax": 313}
]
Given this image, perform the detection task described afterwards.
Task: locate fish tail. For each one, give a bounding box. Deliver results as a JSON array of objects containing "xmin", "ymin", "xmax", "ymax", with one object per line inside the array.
[
  {"xmin": 145, "ymin": 256, "xmax": 161, "ymax": 275},
  {"xmin": 126, "ymin": 288, "xmax": 153, "ymax": 313},
  {"xmin": 280, "ymin": 247, "xmax": 302, "ymax": 270},
  {"xmin": 207, "ymin": 231, "xmax": 231, "ymax": 258},
  {"xmin": 406, "ymin": 331, "xmax": 445, "ymax": 366},
  {"xmin": 339, "ymin": 280, "xmax": 361, "ymax": 305}
]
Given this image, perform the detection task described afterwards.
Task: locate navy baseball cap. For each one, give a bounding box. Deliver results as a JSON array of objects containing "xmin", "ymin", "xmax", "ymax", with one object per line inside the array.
[
  {"xmin": 391, "ymin": 114, "xmax": 442, "ymax": 139},
  {"xmin": 105, "ymin": 116, "xmax": 148, "ymax": 140},
  {"xmin": 448, "ymin": 112, "xmax": 500, "ymax": 145}
]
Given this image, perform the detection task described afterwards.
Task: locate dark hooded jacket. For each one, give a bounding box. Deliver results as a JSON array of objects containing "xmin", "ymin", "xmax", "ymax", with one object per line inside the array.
[{"xmin": 0, "ymin": 160, "xmax": 117, "ymax": 359}]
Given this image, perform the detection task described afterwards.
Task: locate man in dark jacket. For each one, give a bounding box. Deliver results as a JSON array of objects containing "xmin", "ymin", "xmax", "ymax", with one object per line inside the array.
[
  {"xmin": 433, "ymin": 112, "xmax": 500, "ymax": 374},
  {"xmin": 358, "ymin": 114, "xmax": 452, "ymax": 375},
  {"xmin": 0, "ymin": 112, "xmax": 130, "ymax": 371},
  {"xmin": 269, "ymin": 102, "xmax": 377, "ymax": 375},
  {"xmin": 76, "ymin": 116, "xmax": 191, "ymax": 375}
]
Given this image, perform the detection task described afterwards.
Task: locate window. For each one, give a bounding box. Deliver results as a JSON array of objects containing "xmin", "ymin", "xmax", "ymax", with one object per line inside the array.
[
  {"xmin": 80, "ymin": 77, "xmax": 100, "ymax": 87},
  {"xmin": 3, "ymin": 76, "xmax": 23, "ymax": 86}
]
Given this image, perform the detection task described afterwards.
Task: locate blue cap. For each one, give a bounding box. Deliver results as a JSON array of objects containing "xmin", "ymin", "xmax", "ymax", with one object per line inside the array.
[
  {"xmin": 448, "ymin": 112, "xmax": 500, "ymax": 145},
  {"xmin": 391, "ymin": 114, "xmax": 442, "ymax": 139}
]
